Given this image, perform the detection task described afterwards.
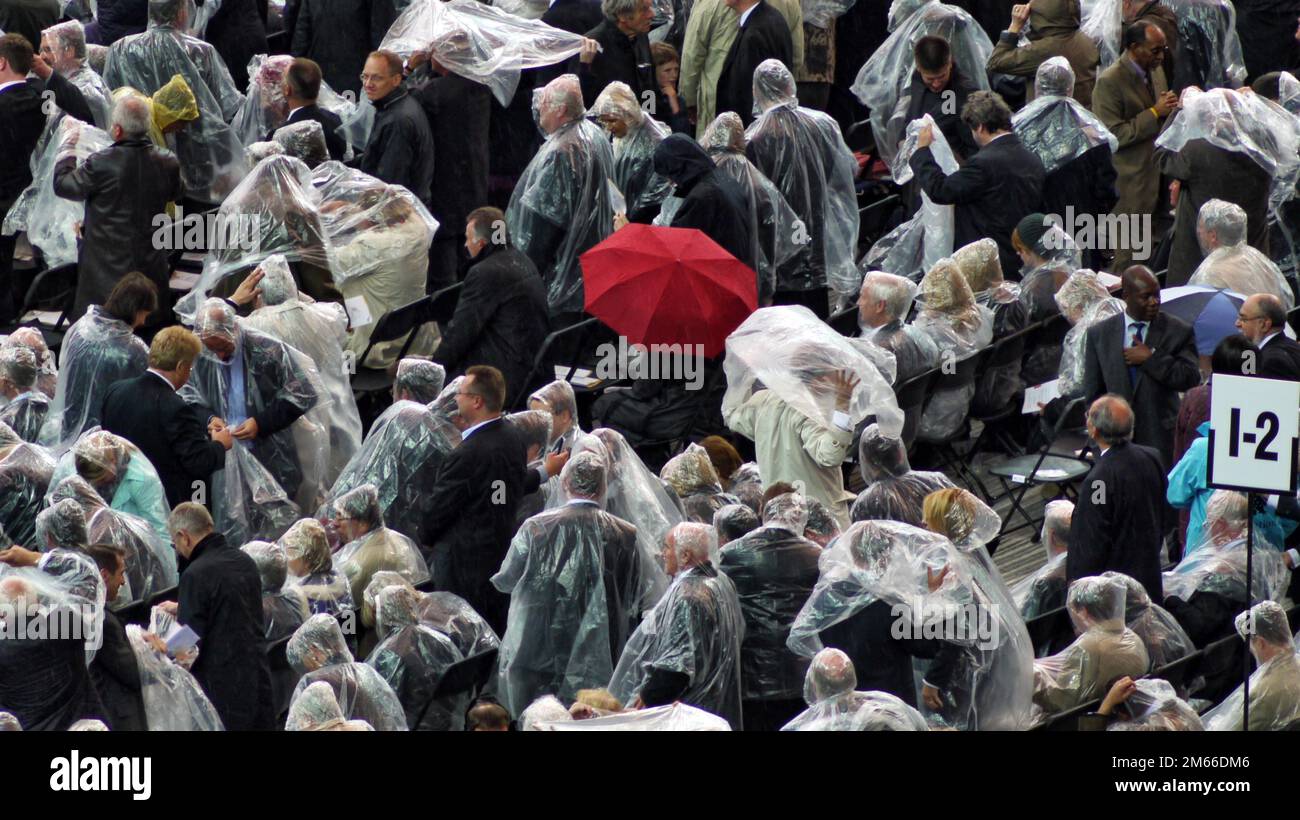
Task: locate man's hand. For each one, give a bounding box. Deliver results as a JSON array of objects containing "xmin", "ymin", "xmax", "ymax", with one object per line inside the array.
[
  {"xmin": 0, "ymin": 546, "xmax": 42, "ymax": 567},
  {"xmin": 208, "ymin": 417, "xmax": 226, "ymax": 434},
  {"xmin": 143, "ymin": 632, "xmax": 168, "ymax": 654},
  {"xmin": 1153, "ymin": 90, "xmax": 1179, "ymax": 117},
  {"xmin": 156, "ymin": 600, "xmax": 179, "ymax": 616},
  {"xmin": 1122, "ymin": 342, "xmax": 1153, "ymax": 366},
  {"xmin": 408, "ymin": 50, "xmax": 429, "ymax": 71},
  {"xmin": 686, "ymin": 106, "xmax": 697, "ymax": 125},
  {"xmin": 916, "ymin": 123, "xmax": 934, "ymax": 149},
  {"xmin": 613, "ymin": 212, "xmax": 630, "ymax": 231},
  {"xmin": 630, "ymin": 694, "xmax": 646, "ymax": 710},
  {"xmin": 579, "ymin": 38, "xmax": 600, "ymax": 65},
  {"xmin": 544, "ymin": 449, "xmax": 570, "ymax": 478},
  {"xmin": 30, "ymin": 54, "xmax": 52, "ymax": 80},
  {"xmin": 231, "ymin": 418, "xmax": 259, "ymax": 441},
  {"xmin": 211, "ymin": 426, "xmax": 234, "ymax": 450},
  {"xmin": 229, "ymin": 267, "xmax": 265, "ymax": 307},
  {"xmin": 1098, "ymin": 676, "xmax": 1137, "ymax": 716},
  {"xmin": 1169, "ymin": 179, "xmax": 1180, "ymax": 208},
  {"xmin": 921, "ymin": 684, "xmax": 943, "ymax": 710},
  {"xmin": 1009, "ymin": 2, "xmax": 1031, "ymax": 32},
  {"xmin": 927, "ymin": 564, "xmax": 950, "ymax": 592},
  {"xmin": 829, "ymin": 369, "xmax": 860, "ymax": 411}
]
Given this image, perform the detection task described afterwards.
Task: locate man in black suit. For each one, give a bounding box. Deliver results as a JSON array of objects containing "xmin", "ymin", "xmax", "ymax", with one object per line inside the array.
[
  {"xmin": 421, "ymin": 365, "xmax": 568, "ymax": 635},
  {"xmin": 273, "ymin": 58, "xmax": 345, "ymax": 161},
  {"xmin": 1081, "ymin": 265, "xmax": 1201, "ymax": 466},
  {"xmin": 161, "ymin": 502, "xmax": 273, "ymax": 730},
  {"xmin": 1236, "ymin": 293, "xmax": 1300, "ymax": 382},
  {"xmin": 86, "ymin": 543, "xmax": 148, "ymax": 731},
  {"xmin": 575, "ymin": 0, "xmax": 656, "ymax": 107},
  {"xmin": 101, "ymin": 326, "xmax": 232, "ymax": 510},
  {"xmin": 431, "ymin": 209, "xmax": 549, "ymax": 399},
  {"xmin": 714, "ymin": 0, "xmax": 793, "ymax": 127},
  {"xmin": 1067, "ymin": 395, "xmax": 1168, "ymax": 602},
  {"xmin": 909, "ymin": 90, "xmax": 1047, "ymax": 279}
]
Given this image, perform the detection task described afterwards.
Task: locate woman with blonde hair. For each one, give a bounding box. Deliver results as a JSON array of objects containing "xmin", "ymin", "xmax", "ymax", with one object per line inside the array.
[{"xmin": 912, "ymin": 258, "xmax": 993, "ymax": 441}]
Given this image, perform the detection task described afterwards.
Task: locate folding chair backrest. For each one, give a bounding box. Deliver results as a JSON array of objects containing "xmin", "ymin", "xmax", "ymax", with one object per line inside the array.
[{"xmin": 356, "ymin": 295, "xmax": 435, "ymax": 367}]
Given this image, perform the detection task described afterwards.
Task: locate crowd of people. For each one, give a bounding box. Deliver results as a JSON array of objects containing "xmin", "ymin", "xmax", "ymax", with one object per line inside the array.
[{"xmin": 0, "ymin": 0, "xmax": 1299, "ymax": 732}]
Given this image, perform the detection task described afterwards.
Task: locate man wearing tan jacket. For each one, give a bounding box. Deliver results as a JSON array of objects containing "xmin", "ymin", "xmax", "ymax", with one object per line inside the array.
[
  {"xmin": 985, "ymin": 0, "xmax": 1099, "ymax": 106},
  {"xmin": 1090, "ymin": 20, "xmax": 1178, "ymax": 272}
]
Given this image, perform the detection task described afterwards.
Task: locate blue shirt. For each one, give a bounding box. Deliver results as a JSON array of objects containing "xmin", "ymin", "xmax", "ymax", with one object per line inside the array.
[{"xmin": 221, "ymin": 343, "xmax": 248, "ymax": 429}]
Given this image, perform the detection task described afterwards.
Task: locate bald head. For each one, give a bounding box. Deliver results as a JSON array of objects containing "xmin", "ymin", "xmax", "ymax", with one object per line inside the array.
[
  {"xmin": 1237, "ymin": 293, "xmax": 1286, "ymax": 343},
  {"xmin": 808, "ymin": 648, "xmax": 857, "ymax": 702},
  {"xmin": 1120, "ymin": 265, "xmax": 1159, "ymax": 323},
  {"xmin": 1087, "ymin": 394, "xmax": 1134, "ymax": 446}
]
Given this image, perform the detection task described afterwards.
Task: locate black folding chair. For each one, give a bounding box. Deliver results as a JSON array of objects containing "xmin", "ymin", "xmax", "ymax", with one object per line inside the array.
[
  {"xmin": 349, "ymin": 293, "xmax": 441, "ymax": 399},
  {"xmin": 913, "ymin": 349, "xmax": 989, "ymax": 493},
  {"xmin": 9, "ymin": 262, "xmax": 78, "ymax": 343},
  {"xmin": 986, "ymin": 396, "xmax": 1093, "ymax": 538},
  {"xmin": 508, "ymin": 316, "xmax": 602, "ymax": 410},
  {"xmin": 412, "ymin": 648, "xmax": 499, "ymax": 730},
  {"xmin": 965, "ymin": 321, "xmax": 1041, "ymax": 481},
  {"xmin": 894, "ymin": 367, "xmax": 939, "ymax": 452},
  {"xmin": 827, "ymin": 305, "xmax": 860, "ymax": 337}
]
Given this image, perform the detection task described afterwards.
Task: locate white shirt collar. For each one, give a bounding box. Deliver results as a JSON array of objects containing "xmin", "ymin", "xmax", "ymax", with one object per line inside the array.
[
  {"xmin": 287, "ymin": 105, "xmax": 305, "ymax": 119},
  {"xmin": 147, "ymin": 368, "xmax": 177, "ymax": 391},
  {"xmin": 460, "ymin": 415, "xmax": 501, "ymax": 440},
  {"xmin": 1261, "ymin": 331, "xmax": 1282, "ymax": 348},
  {"xmin": 739, "ymin": 2, "xmax": 759, "ymax": 27}
]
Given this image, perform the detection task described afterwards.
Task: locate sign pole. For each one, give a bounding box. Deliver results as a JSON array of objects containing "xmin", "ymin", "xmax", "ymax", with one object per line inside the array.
[{"xmin": 1243, "ymin": 492, "xmax": 1253, "ymax": 732}]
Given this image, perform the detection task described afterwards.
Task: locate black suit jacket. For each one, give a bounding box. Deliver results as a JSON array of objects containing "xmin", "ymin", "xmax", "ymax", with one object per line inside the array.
[
  {"xmin": 1081, "ymin": 311, "xmax": 1201, "ymax": 468},
  {"xmin": 282, "ymin": 104, "xmax": 345, "ymax": 162},
  {"xmin": 909, "ymin": 132, "xmax": 1047, "ymax": 278},
  {"xmin": 100, "ymin": 372, "xmax": 227, "ymax": 510},
  {"xmin": 575, "ymin": 19, "xmax": 655, "ymax": 108},
  {"xmin": 1066, "ymin": 440, "xmax": 1170, "ymax": 602},
  {"xmin": 1, "ymin": 73, "xmax": 93, "ymax": 211},
  {"xmin": 1259, "ymin": 333, "xmax": 1300, "ymax": 382},
  {"xmin": 411, "ymin": 70, "xmax": 491, "ymax": 237},
  {"xmin": 90, "ymin": 610, "xmax": 148, "ymax": 731},
  {"xmin": 421, "ymin": 417, "xmax": 543, "ymax": 635},
  {"xmin": 715, "ymin": 1, "xmax": 794, "ymax": 126}
]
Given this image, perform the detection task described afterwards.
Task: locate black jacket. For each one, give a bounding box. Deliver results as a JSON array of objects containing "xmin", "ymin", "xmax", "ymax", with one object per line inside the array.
[
  {"xmin": 91, "ymin": 0, "xmax": 148, "ymax": 44},
  {"xmin": 411, "ymin": 68, "xmax": 491, "ymax": 237},
  {"xmin": 179, "ymin": 531, "xmax": 273, "ymax": 731},
  {"xmin": 1, "ymin": 73, "xmax": 93, "ymax": 212},
  {"xmin": 0, "ymin": 610, "xmax": 103, "ymax": 730},
  {"xmin": 197, "ymin": 0, "xmax": 267, "ymax": 89},
  {"xmin": 1260, "ymin": 333, "xmax": 1300, "ymax": 382},
  {"xmin": 1041, "ymin": 143, "xmax": 1118, "ymax": 242},
  {"xmin": 818, "ymin": 598, "xmax": 950, "ymax": 709},
  {"xmin": 715, "ymin": 1, "xmax": 794, "ymax": 127},
  {"xmin": 53, "ymin": 137, "xmax": 183, "ymax": 320},
  {"xmin": 431, "ymin": 244, "xmax": 549, "ymax": 398},
  {"xmin": 421, "ymin": 417, "xmax": 543, "ymax": 636},
  {"xmin": 654, "ymin": 134, "xmax": 756, "ymax": 270},
  {"xmin": 910, "ymin": 133, "xmax": 1046, "ymax": 279},
  {"xmin": 543, "ymin": 0, "xmax": 603, "ymax": 34},
  {"xmin": 279, "ymin": 103, "xmax": 345, "ymax": 162},
  {"xmin": 90, "ymin": 610, "xmax": 148, "ymax": 731},
  {"xmin": 0, "ymin": 0, "xmax": 59, "ymax": 52},
  {"xmin": 101, "ymin": 372, "xmax": 227, "ymax": 510},
  {"xmin": 290, "ymin": 0, "xmax": 396, "ymax": 96},
  {"xmin": 576, "ymin": 19, "xmax": 655, "ymax": 108},
  {"xmin": 903, "ymin": 66, "xmax": 981, "ymax": 163},
  {"xmin": 358, "ymin": 85, "xmax": 436, "ymax": 206},
  {"xmin": 1066, "ymin": 440, "xmax": 1170, "ymax": 602}
]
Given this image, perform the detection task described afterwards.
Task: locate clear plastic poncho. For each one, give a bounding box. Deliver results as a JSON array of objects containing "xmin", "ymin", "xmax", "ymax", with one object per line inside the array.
[
  {"xmin": 850, "ymin": 423, "xmax": 956, "ymax": 526},
  {"xmin": 45, "ymin": 429, "xmax": 170, "ymax": 544},
  {"xmin": 241, "ymin": 539, "xmax": 310, "ymax": 641},
  {"xmin": 417, "ymin": 590, "xmax": 501, "ymax": 660},
  {"xmin": 1102, "ymin": 570, "xmax": 1194, "ymax": 669},
  {"xmin": 851, "ymin": 0, "xmax": 992, "ymax": 175},
  {"xmin": 1162, "ymin": 534, "xmax": 1290, "ymax": 606},
  {"xmin": 1012, "ymin": 57, "xmax": 1117, "ymax": 175},
  {"xmin": 591, "ymin": 82, "xmax": 673, "ymax": 218},
  {"xmin": 330, "ymin": 487, "xmax": 431, "ymax": 606},
  {"xmin": 210, "ymin": 443, "xmax": 300, "ymax": 547},
  {"xmin": 1162, "ymin": 0, "xmax": 1247, "ymax": 89},
  {"xmin": 364, "ymin": 585, "xmax": 463, "ymax": 730},
  {"xmin": 286, "ymin": 614, "xmax": 408, "ymax": 731},
  {"xmin": 590, "ymin": 428, "xmax": 674, "ymax": 606},
  {"xmin": 231, "ymin": 54, "xmax": 355, "ymax": 148},
  {"xmin": 38, "ymin": 306, "xmax": 148, "ymax": 455},
  {"xmin": 507, "ymin": 77, "xmax": 616, "ymax": 315},
  {"xmin": 787, "ymin": 519, "xmax": 1036, "ymax": 730},
  {"xmin": 281, "ymin": 518, "xmax": 354, "ymax": 616},
  {"xmin": 1031, "ymin": 576, "xmax": 1150, "ymax": 718},
  {"xmin": 35, "ymin": 498, "xmax": 89, "ymax": 552},
  {"xmin": 912, "ymin": 258, "xmax": 995, "ymax": 439},
  {"xmin": 0, "ymin": 423, "xmax": 57, "ymax": 547},
  {"xmin": 0, "ymin": 549, "xmax": 105, "ymax": 675},
  {"xmin": 1010, "ymin": 551, "xmax": 1069, "ymax": 620},
  {"xmin": 1055, "ymin": 269, "xmax": 1122, "ymax": 396},
  {"xmin": 723, "ymin": 305, "xmax": 905, "ymax": 437},
  {"xmin": 380, "ymin": 0, "xmax": 587, "ymax": 106},
  {"xmin": 659, "ymin": 444, "xmax": 736, "ymax": 528},
  {"xmin": 243, "ymin": 254, "xmax": 363, "ymax": 485},
  {"xmin": 1079, "ymin": 0, "xmax": 1121, "ymax": 68},
  {"xmin": 862, "ymin": 115, "xmax": 957, "ymax": 282},
  {"xmin": 102, "ymin": 17, "xmax": 248, "ymax": 203},
  {"xmin": 1203, "ymin": 602, "xmax": 1300, "ymax": 730},
  {"xmin": 1188, "ymin": 243, "xmax": 1294, "ymax": 310},
  {"xmin": 1107, "ymin": 677, "xmax": 1205, "ymax": 730},
  {"xmin": 1, "ymin": 329, "xmax": 58, "ymax": 399},
  {"xmin": 746, "ymin": 60, "xmax": 861, "ymax": 300},
  {"xmin": 609, "ymin": 562, "xmax": 746, "ymax": 729},
  {"xmin": 1155, "ymin": 87, "xmax": 1300, "ymax": 216},
  {"xmin": 782, "ymin": 651, "xmax": 929, "ymax": 730},
  {"xmin": 125, "ymin": 623, "xmax": 224, "ymax": 730},
  {"xmin": 543, "ymin": 702, "xmax": 732, "ymax": 730},
  {"xmin": 286, "ymin": 680, "xmax": 375, "ymax": 730}
]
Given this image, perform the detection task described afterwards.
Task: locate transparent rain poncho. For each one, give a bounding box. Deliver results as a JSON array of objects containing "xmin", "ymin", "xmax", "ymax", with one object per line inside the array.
[
  {"xmin": 286, "ymin": 614, "xmax": 408, "ymax": 731},
  {"xmin": 850, "ymin": 423, "xmax": 956, "ymax": 526},
  {"xmin": 1203, "ymin": 602, "xmax": 1300, "ymax": 731},
  {"xmin": 591, "ymin": 82, "xmax": 673, "ymax": 219},
  {"xmin": 787, "ymin": 519, "xmax": 1035, "ymax": 730},
  {"xmin": 271, "ymin": 120, "xmax": 328, "ymax": 169},
  {"xmin": 863, "ymin": 114, "xmax": 957, "ymax": 282},
  {"xmin": 329, "ymin": 484, "xmax": 431, "ymax": 605},
  {"xmin": 723, "ymin": 305, "xmax": 905, "ymax": 437},
  {"xmin": 364, "ymin": 585, "xmax": 463, "ymax": 730},
  {"xmin": 1162, "ymin": 0, "xmax": 1246, "ymax": 89},
  {"xmin": 46, "ymin": 22, "xmax": 114, "ymax": 128},
  {"xmin": 50, "ymin": 475, "xmax": 177, "ymax": 605},
  {"xmin": 380, "ymin": 0, "xmax": 587, "ymax": 106},
  {"xmin": 658, "ymin": 444, "xmax": 738, "ymax": 527},
  {"xmin": 507, "ymin": 76, "xmax": 616, "ymax": 315},
  {"xmin": 417, "ymin": 590, "xmax": 501, "ymax": 661},
  {"xmin": 543, "ymin": 702, "xmax": 732, "ymax": 730},
  {"xmin": 231, "ymin": 54, "xmax": 356, "ymax": 148},
  {"xmin": 241, "ymin": 539, "xmax": 310, "ymax": 641},
  {"xmin": 700, "ymin": 112, "xmax": 803, "ymax": 299},
  {"xmin": 781, "ymin": 649, "xmax": 929, "ymax": 731},
  {"xmin": 243, "ymin": 254, "xmax": 363, "ymax": 486},
  {"xmin": 1079, "ymin": 0, "xmax": 1121, "ymax": 68},
  {"xmin": 207, "ymin": 443, "xmax": 300, "ymax": 547},
  {"xmin": 125, "ymin": 623, "xmax": 224, "ymax": 730},
  {"xmin": 715, "ymin": 503, "xmax": 760, "ymax": 546},
  {"xmin": 360, "ymin": 571, "xmax": 413, "ymax": 630},
  {"xmin": 851, "ymin": 0, "xmax": 992, "ymax": 175},
  {"xmin": 0, "ymin": 347, "xmax": 47, "ymax": 442},
  {"xmin": 1012, "ymin": 57, "xmax": 1117, "ymax": 175},
  {"xmin": 1188, "ymin": 244, "xmax": 1293, "ymax": 310},
  {"xmin": 46, "ymin": 429, "xmax": 170, "ymax": 544},
  {"xmin": 1102, "ymin": 570, "xmax": 1194, "ymax": 670},
  {"xmin": 180, "ymin": 299, "xmax": 325, "ymax": 509},
  {"xmin": 35, "ymin": 498, "xmax": 89, "ymax": 552},
  {"xmin": 591, "ymin": 428, "xmax": 675, "ymax": 609},
  {"xmin": 0, "ymin": 548, "xmax": 105, "ymax": 681},
  {"xmin": 492, "ymin": 453, "xmax": 645, "ymax": 714},
  {"xmin": 746, "ymin": 61, "xmax": 861, "ymax": 300},
  {"xmin": 608, "ymin": 558, "xmax": 746, "ymax": 729},
  {"xmin": 1, "ymin": 329, "xmax": 58, "ymax": 399},
  {"xmin": 1009, "ymin": 500, "xmax": 1072, "ymax": 619},
  {"xmin": 280, "ymin": 518, "xmax": 354, "ymax": 617},
  {"xmin": 1054, "ymin": 269, "xmax": 1122, "ymax": 397},
  {"xmin": 1031, "ymin": 576, "xmax": 1150, "ymax": 718},
  {"xmin": 245, "ymin": 140, "xmax": 284, "ymax": 164},
  {"xmin": 102, "ymin": 12, "xmax": 248, "ymax": 203},
  {"xmin": 37, "ymin": 306, "xmax": 148, "ymax": 455},
  {"xmin": 1106, "ymin": 677, "xmax": 1205, "ymax": 730},
  {"xmin": 1155, "ymin": 87, "xmax": 1300, "ymax": 215},
  {"xmin": 4, "ymin": 117, "xmax": 110, "ymax": 272},
  {"xmin": 912, "ymin": 258, "xmax": 995, "ymax": 439},
  {"xmin": 286, "ymin": 680, "xmax": 376, "ymax": 730},
  {"xmin": 175, "ymin": 156, "xmax": 330, "ymax": 322},
  {"xmin": 394, "ymin": 359, "xmax": 447, "ymax": 404},
  {"xmin": 0, "ymin": 422, "xmax": 57, "ymax": 547},
  {"xmin": 1161, "ymin": 533, "xmax": 1290, "ymax": 607}
]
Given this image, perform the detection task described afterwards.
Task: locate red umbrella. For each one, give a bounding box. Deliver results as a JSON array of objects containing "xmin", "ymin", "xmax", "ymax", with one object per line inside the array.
[{"xmin": 580, "ymin": 223, "xmax": 756, "ymax": 359}]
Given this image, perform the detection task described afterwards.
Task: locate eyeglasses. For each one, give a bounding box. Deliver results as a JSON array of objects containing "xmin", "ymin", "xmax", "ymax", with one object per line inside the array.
[
  {"xmin": 359, "ymin": 73, "xmax": 393, "ymax": 83},
  {"xmin": 1147, "ymin": 45, "xmax": 1168, "ymax": 55},
  {"xmin": 455, "ymin": 391, "xmax": 482, "ymax": 400},
  {"xmin": 1237, "ymin": 313, "xmax": 1265, "ymax": 322}
]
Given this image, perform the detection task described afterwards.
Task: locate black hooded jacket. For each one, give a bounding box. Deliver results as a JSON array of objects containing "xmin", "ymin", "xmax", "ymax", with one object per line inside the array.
[{"xmin": 652, "ymin": 135, "xmax": 756, "ymax": 270}]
